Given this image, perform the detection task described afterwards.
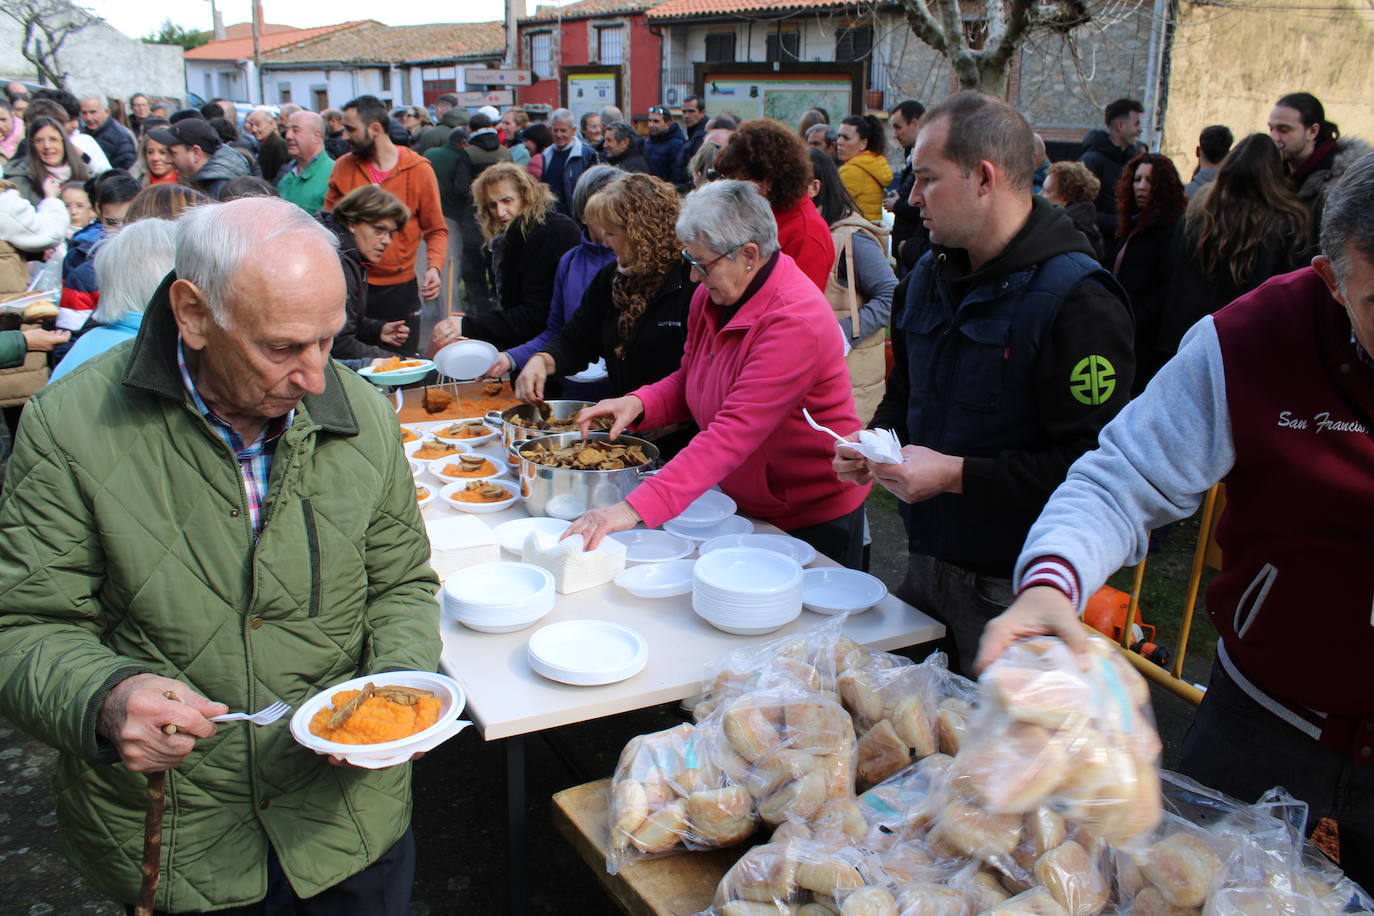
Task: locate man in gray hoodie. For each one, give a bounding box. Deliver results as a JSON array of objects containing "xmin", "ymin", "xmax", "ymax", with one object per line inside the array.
[{"xmin": 149, "ymin": 119, "xmax": 248, "ymax": 198}]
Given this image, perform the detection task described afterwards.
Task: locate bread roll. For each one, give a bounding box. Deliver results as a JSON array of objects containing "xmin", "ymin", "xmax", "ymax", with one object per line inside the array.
[
  {"xmin": 983, "ymin": 887, "xmax": 1071, "ymax": 915},
  {"xmin": 968, "ymin": 870, "xmax": 1012, "ymax": 910},
  {"xmin": 720, "ymin": 901, "xmax": 794, "ymax": 916},
  {"xmin": 890, "ymin": 693, "xmax": 938, "ymax": 758},
  {"xmin": 840, "ymin": 671, "xmax": 886, "ymax": 725},
  {"xmin": 611, "ymin": 779, "xmax": 650, "ymax": 847},
  {"xmin": 1202, "ymin": 888, "xmax": 1301, "ymax": 916},
  {"xmin": 830, "ymin": 636, "xmax": 868, "ymax": 675},
  {"xmin": 627, "ymin": 798, "xmax": 687, "ymax": 853},
  {"xmin": 1024, "ymin": 806, "xmax": 1067, "ymax": 858},
  {"xmin": 928, "ymin": 793, "xmax": 1022, "ymax": 859},
  {"xmin": 1132, "ymin": 886, "xmax": 1200, "ymax": 916},
  {"xmin": 754, "ymin": 749, "xmax": 819, "ymax": 797},
  {"xmin": 728, "ymin": 844, "xmax": 800, "ymax": 904},
  {"xmin": 839, "ymin": 887, "xmax": 897, "ymax": 916},
  {"xmin": 773, "ymin": 656, "xmax": 823, "ymax": 691},
  {"xmin": 22, "ymin": 300, "xmax": 58, "ymax": 320},
  {"xmin": 857, "ymin": 718, "xmax": 911, "ymax": 790},
  {"xmin": 1033, "ymin": 840, "xmax": 1109, "ymax": 916},
  {"xmin": 688, "ymin": 786, "xmax": 758, "ymax": 846},
  {"xmin": 813, "ymin": 753, "xmax": 855, "ymax": 799},
  {"xmin": 812, "ymin": 798, "xmax": 868, "ymax": 843},
  {"xmin": 983, "ymin": 656, "xmax": 1091, "ymax": 731},
  {"xmin": 786, "ymin": 699, "xmax": 852, "ymax": 755},
  {"xmin": 1139, "ymin": 832, "xmax": 1221, "ymax": 908},
  {"xmin": 936, "ymin": 697, "xmax": 971, "ymax": 755},
  {"xmin": 799, "ymin": 905, "xmax": 839, "ymax": 916},
  {"xmin": 894, "ymin": 882, "xmax": 971, "ymax": 916},
  {"xmin": 759, "ymin": 768, "xmax": 828, "ymax": 826},
  {"xmin": 794, "ymin": 856, "xmax": 864, "ymax": 894},
  {"xmin": 958, "ymin": 721, "xmax": 1066, "ymax": 814},
  {"xmin": 726, "ymin": 703, "xmax": 782, "ymax": 762}
]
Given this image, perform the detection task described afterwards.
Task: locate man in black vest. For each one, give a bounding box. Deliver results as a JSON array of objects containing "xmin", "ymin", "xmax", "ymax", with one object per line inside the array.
[{"xmin": 833, "ymin": 91, "xmax": 1135, "ymax": 674}]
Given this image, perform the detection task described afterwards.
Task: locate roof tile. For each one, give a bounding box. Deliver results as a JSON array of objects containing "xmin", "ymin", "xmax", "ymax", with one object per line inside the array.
[
  {"xmin": 184, "ymin": 21, "xmax": 367, "ymax": 61},
  {"xmin": 645, "ymin": 0, "xmax": 852, "ymax": 18},
  {"xmin": 261, "ymin": 20, "xmax": 506, "ymax": 64},
  {"xmin": 523, "ymin": 0, "xmax": 658, "ymax": 21}
]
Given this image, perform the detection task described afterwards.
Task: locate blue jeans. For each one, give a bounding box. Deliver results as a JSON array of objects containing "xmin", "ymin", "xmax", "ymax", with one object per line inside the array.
[{"xmin": 1180, "ymin": 662, "xmax": 1373, "ymax": 894}]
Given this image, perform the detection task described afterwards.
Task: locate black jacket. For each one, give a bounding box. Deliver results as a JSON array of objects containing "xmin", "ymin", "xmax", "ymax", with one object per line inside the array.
[
  {"xmin": 467, "ymin": 130, "xmax": 512, "ymax": 177},
  {"xmin": 889, "ymin": 154, "xmax": 930, "ymax": 273},
  {"xmin": 319, "ymin": 212, "xmax": 392, "ymax": 360},
  {"xmin": 872, "ymin": 197, "xmax": 1135, "ymax": 575},
  {"xmin": 674, "ymin": 118, "xmax": 707, "ymax": 191},
  {"xmin": 1061, "ymin": 200, "xmax": 1105, "ymax": 262},
  {"xmin": 607, "ymin": 144, "xmax": 650, "ymax": 174},
  {"xmin": 257, "ymin": 131, "xmax": 289, "ymax": 187},
  {"xmin": 1109, "ymin": 216, "xmax": 1177, "ymax": 393},
  {"xmin": 325, "ymin": 129, "xmax": 350, "ymax": 160},
  {"xmin": 461, "ymin": 210, "xmax": 581, "ymax": 351},
  {"xmin": 1078, "ymin": 129, "xmax": 1141, "ymax": 238},
  {"xmin": 88, "ymin": 117, "xmax": 136, "ymax": 171}
]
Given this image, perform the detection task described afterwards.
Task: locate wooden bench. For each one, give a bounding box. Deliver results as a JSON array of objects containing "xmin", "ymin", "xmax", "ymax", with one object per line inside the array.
[{"xmin": 552, "ymin": 779, "xmax": 748, "ymax": 916}]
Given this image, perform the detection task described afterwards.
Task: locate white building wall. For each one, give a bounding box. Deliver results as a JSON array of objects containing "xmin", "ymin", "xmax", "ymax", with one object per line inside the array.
[
  {"xmin": 185, "ymin": 59, "xmax": 252, "ymax": 104},
  {"xmin": 0, "ymin": 18, "xmax": 183, "ymax": 104}
]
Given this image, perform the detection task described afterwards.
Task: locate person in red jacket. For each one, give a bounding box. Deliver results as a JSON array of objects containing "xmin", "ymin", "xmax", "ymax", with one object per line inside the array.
[
  {"xmin": 324, "ymin": 94, "xmax": 447, "ymax": 356},
  {"xmin": 713, "ymin": 118, "xmax": 834, "ymax": 291},
  {"xmin": 563, "ymin": 179, "xmax": 870, "ymax": 567}
]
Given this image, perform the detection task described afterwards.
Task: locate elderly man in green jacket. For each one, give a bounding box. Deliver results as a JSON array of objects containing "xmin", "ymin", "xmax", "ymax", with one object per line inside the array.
[{"xmin": 0, "ymin": 196, "xmax": 440, "ymax": 914}]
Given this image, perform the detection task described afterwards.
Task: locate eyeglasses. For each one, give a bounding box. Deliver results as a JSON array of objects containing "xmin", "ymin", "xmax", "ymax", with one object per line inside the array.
[
  {"xmin": 681, "ymin": 245, "xmax": 739, "ymax": 277},
  {"xmin": 704, "ymin": 168, "xmax": 722, "ymax": 182},
  {"xmin": 648, "ymin": 106, "xmax": 669, "ymax": 117}
]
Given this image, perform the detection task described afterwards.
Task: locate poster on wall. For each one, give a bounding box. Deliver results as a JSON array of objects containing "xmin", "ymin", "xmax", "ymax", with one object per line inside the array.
[
  {"xmin": 701, "ymin": 74, "xmax": 853, "ymax": 126},
  {"xmin": 565, "ymin": 71, "xmax": 619, "ymax": 123}
]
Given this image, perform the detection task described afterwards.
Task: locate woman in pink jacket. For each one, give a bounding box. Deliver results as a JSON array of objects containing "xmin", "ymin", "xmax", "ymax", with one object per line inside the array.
[{"xmin": 566, "ymin": 180, "xmax": 871, "ymax": 567}]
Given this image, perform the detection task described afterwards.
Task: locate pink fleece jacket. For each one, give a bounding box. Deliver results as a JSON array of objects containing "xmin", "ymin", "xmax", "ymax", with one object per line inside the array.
[{"xmin": 626, "ymin": 253, "xmax": 872, "ymax": 530}]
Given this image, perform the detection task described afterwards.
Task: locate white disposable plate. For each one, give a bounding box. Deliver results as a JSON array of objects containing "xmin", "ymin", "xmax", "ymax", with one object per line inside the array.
[
  {"xmin": 428, "ymin": 455, "xmax": 508, "ymax": 486},
  {"xmin": 691, "ymin": 595, "xmax": 801, "ymax": 636},
  {"xmin": 439, "ymin": 479, "xmax": 520, "ymax": 514},
  {"xmin": 663, "ymin": 514, "xmax": 753, "ymax": 542},
  {"xmin": 414, "ymin": 483, "xmax": 436, "ymax": 510},
  {"xmin": 669, "ymin": 488, "xmax": 738, "ymax": 527},
  {"xmin": 801, "ymin": 568, "xmax": 888, "ymax": 615},
  {"xmin": 434, "ymin": 339, "xmax": 499, "ymax": 380},
  {"xmin": 429, "ymin": 418, "xmax": 500, "ymax": 448},
  {"xmin": 444, "ymin": 561, "xmax": 553, "ymax": 608},
  {"xmin": 358, "ymin": 359, "xmax": 435, "ymax": 387},
  {"xmin": 290, "ymin": 671, "xmax": 470, "ymax": 768},
  {"xmin": 408, "ymin": 458, "xmax": 424, "ymax": 479},
  {"xmin": 493, "ymin": 517, "xmax": 572, "ymax": 554},
  {"xmin": 693, "ymin": 546, "xmax": 803, "ymax": 594},
  {"xmin": 698, "ymin": 533, "xmax": 816, "ymax": 566},
  {"xmin": 527, "ymin": 619, "xmax": 648, "ymax": 686},
  {"xmin": 608, "ymin": 529, "xmax": 694, "ymax": 563},
  {"xmin": 614, "ymin": 559, "xmax": 697, "ymax": 598},
  {"xmin": 405, "ymin": 438, "xmax": 469, "ymax": 461}
]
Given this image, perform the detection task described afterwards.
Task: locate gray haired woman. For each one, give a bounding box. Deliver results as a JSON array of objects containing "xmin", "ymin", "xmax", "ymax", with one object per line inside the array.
[{"xmin": 564, "ymin": 179, "xmax": 871, "ymax": 568}]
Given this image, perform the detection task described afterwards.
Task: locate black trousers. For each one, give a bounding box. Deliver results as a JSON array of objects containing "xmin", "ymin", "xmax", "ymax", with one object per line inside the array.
[
  {"xmin": 1179, "ymin": 662, "xmax": 1373, "ymax": 895},
  {"xmin": 365, "ymin": 279, "xmax": 421, "ymax": 356},
  {"xmin": 125, "ymin": 828, "xmax": 415, "ymax": 916},
  {"xmin": 786, "ymin": 504, "xmax": 865, "ymax": 570}
]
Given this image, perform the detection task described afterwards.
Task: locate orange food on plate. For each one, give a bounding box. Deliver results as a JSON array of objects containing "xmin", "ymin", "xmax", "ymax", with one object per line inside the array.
[
  {"xmin": 400, "ymin": 427, "xmax": 419, "ymax": 444},
  {"xmin": 309, "ymin": 684, "xmax": 441, "ymax": 744},
  {"xmin": 438, "ymin": 421, "xmax": 492, "ymax": 439},
  {"xmin": 450, "ymin": 481, "xmax": 512, "ymax": 503},
  {"xmin": 414, "ymin": 440, "xmax": 461, "ymax": 460},
  {"xmin": 440, "ymin": 456, "xmax": 497, "ymax": 478},
  {"xmin": 375, "ymin": 357, "xmax": 424, "ymax": 373},
  {"xmin": 415, "ymin": 485, "xmax": 431, "ymax": 502}
]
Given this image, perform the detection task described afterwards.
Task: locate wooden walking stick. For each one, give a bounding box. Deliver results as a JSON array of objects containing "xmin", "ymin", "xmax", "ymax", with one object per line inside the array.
[
  {"xmin": 445, "ymin": 257, "xmax": 456, "ymax": 319},
  {"xmin": 136, "ymin": 690, "xmax": 181, "ymax": 916}
]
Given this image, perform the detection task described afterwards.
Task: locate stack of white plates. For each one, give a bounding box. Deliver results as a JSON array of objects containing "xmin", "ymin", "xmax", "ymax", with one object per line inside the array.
[
  {"xmin": 698, "ymin": 532, "xmax": 816, "ymax": 566},
  {"xmin": 442, "ymin": 562, "xmax": 554, "ymax": 633},
  {"xmin": 527, "ymin": 619, "xmax": 648, "ymax": 686},
  {"xmin": 691, "ymin": 547, "xmax": 803, "ymax": 635}
]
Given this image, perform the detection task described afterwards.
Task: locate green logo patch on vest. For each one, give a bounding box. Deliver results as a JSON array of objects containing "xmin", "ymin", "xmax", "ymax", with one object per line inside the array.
[{"xmin": 1069, "ymin": 355, "xmax": 1116, "ymax": 406}]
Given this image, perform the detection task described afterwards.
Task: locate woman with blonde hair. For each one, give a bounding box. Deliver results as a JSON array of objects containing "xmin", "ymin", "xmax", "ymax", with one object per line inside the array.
[
  {"xmin": 132, "ymin": 120, "xmax": 179, "ymax": 186},
  {"xmin": 515, "ymin": 172, "xmax": 696, "ymax": 455},
  {"xmin": 428, "ymin": 161, "xmax": 580, "ymax": 351},
  {"xmin": 123, "ymin": 183, "xmax": 212, "ymax": 222}
]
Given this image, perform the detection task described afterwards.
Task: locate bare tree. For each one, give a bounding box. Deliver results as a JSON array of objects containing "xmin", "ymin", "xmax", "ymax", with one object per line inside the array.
[
  {"xmin": 901, "ymin": 0, "xmax": 1092, "ymax": 96},
  {"xmin": 1, "ymin": 0, "xmax": 93, "ymax": 90}
]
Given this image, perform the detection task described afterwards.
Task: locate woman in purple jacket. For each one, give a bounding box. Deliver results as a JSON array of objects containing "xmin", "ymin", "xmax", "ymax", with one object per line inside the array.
[{"xmin": 483, "ymin": 164, "xmax": 621, "ymax": 400}]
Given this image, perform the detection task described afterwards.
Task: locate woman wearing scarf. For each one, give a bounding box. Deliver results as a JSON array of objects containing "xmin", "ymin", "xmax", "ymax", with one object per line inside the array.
[
  {"xmin": 513, "ymin": 172, "xmax": 696, "ymax": 457},
  {"xmin": 0, "ymin": 99, "xmax": 23, "ymax": 167},
  {"xmin": 2, "ymin": 116, "xmax": 88, "ymax": 205}
]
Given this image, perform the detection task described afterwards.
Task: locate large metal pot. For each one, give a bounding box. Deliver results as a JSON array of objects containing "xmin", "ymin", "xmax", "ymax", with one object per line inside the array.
[
  {"xmin": 511, "ymin": 431, "xmax": 659, "ymax": 520},
  {"xmin": 485, "ymin": 400, "xmax": 595, "ymax": 461}
]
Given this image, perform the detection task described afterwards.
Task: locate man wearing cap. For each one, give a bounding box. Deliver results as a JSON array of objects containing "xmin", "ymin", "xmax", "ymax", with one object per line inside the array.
[{"xmin": 151, "ymin": 119, "xmax": 250, "ymax": 198}]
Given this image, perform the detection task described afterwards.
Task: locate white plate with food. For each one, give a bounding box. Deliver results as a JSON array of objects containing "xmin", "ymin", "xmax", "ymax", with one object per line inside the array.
[
  {"xmin": 414, "ymin": 482, "xmax": 436, "ymax": 510},
  {"xmin": 439, "ymin": 479, "xmax": 520, "ymax": 514},
  {"xmin": 290, "ymin": 671, "xmax": 469, "ymax": 768},
  {"xmin": 428, "ymin": 453, "xmax": 508, "ymax": 486},
  {"xmin": 526, "ymin": 619, "xmax": 648, "ymax": 686},
  {"xmin": 429, "ymin": 418, "xmax": 500, "ymax": 448},
  {"xmin": 358, "ymin": 358, "xmax": 435, "ymax": 387}
]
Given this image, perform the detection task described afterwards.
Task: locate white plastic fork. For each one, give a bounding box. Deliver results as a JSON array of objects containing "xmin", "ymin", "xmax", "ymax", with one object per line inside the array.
[{"xmin": 209, "ymin": 700, "xmax": 291, "ymax": 726}]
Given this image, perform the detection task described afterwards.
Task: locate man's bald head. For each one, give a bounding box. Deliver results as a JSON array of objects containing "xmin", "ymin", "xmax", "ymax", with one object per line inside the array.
[{"xmin": 285, "ymin": 110, "xmax": 325, "ymax": 163}]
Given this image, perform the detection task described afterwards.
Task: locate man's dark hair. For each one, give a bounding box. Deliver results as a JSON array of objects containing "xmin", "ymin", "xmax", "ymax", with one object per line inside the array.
[
  {"xmin": 923, "ymin": 90, "xmax": 1037, "ymax": 192},
  {"xmin": 169, "ymin": 108, "xmax": 206, "ymax": 124},
  {"xmin": 30, "ymin": 88, "xmax": 79, "ymax": 120},
  {"xmin": 448, "ymin": 126, "xmax": 470, "ymax": 148},
  {"xmin": 437, "ymin": 92, "xmax": 459, "ymax": 107},
  {"xmin": 684, "ymin": 95, "xmax": 704, "ymax": 110},
  {"xmin": 579, "ymin": 111, "xmax": 600, "ymax": 131},
  {"xmin": 1104, "ymin": 98, "xmax": 1143, "ymax": 127},
  {"xmin": 87, "ymin": 169, "xmax": 141, "ymax": 209},
  {"xmin": 200, "ymin": 102, "xmax": 225, "ymax": 120},
  {"xmin": 1277, "ymin": 92, "xmax": 1339, "ymax": 145},
  {"xmin": 209, "ymin": 116, "xmax": 239, "ymax": 144},
  {"xmin": 706, "ymin": 114, "xmax": 738, "ymax": 131},
  {"xmin": 890, "ymin": 99, "xmax": 926, "ymax": 123},
  {"xmin": 469, "ymin": 112, "xmax": 494, "ymax": 131},
  {"xmin": 605, "ymin": 120, "xmax": 638, "ymax": 144},
  {"xmin": 342, "ymin": 94, "xmax": 389, "ymax": 130},
  {"xmin": 1198, "ymin": 125, "xmax": 1234, "ymax": 164}
]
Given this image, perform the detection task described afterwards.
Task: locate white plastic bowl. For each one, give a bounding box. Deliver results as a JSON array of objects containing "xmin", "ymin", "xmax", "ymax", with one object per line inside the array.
[
  {"xmin": 668, "ymin": 488, "xmax": 738, "ymax": 527},
  {"xmin": 289, "ymin": 670, "xmax": 466, "ymax": 767},
  {"xmin": 698, "ymin": 533, "xmax": 816, "ymax": 566},
  {"xmin": 663, "ymin": 515, "xmax": 753, "ymax": 542},
  {"xmin": 526, "ymin": 620, "xmax": 648, "ymax": 686},
  {"xmin": 359, "ymin": 359, "xmax": 436, "ymax": 387},
  {"xmin": 614, "ymin": 559, "xmax": 697, "ymax": 598},
  {"xmin": 405, "ymin": 438, "xmax": 469, "ymax": 462},
  {"xmin": 408, "ymin": 458, "xmax": 425, "ymax": 479},
  {"xmin": 801, "ymin": 568, "xmax": 887, "ymax": 615},
  {"xmin": 444, "ymin": 561, "xmax": 552, "ymax": 608},
  {"xmin": 693, "ymin": 547, "xmax": 803, "ymax": 595},
  {"xmin": 439, "ymin": 478, "xmax": 520, "ymax": 514},
  {"xmin": 430, "ymin": 418, "xmax": 500, "ymax": 448},
  {"xmin": 414, "ymin": 483, "xmax": 436, "ymax": 510},
  {"xmin": 493, "ymin": 517, "xmax": 572, "ymax": 554}
]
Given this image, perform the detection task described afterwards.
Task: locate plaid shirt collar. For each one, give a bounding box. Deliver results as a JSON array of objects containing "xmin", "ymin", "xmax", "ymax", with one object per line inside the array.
[{"xmin": 177, "ymin": 338, "xmax": 293, "ymax": 536}]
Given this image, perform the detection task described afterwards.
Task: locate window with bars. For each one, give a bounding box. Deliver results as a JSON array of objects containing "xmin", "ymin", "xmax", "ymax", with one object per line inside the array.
[
  {"xmin": 765, "ymin": 28, "xmax": 800, "ymax": 62},
  {"xmin": 704, "ymin": 31, "xmax": 736, "ymax": 62},
  {"xmin": 835, "ymin": 25, "xmax": 872, "ymax": 62},
  {"xmin": 530, "ymin": 32, "xmax": 554, "ymax": 79},
  {"xmin": 596, "ymin": 25, "xmax": 624, "ymax": 64}
]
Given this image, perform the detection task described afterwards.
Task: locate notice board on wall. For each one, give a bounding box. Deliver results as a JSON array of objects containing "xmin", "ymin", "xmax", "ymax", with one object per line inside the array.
[
  {"xmin": 562, "ymin": 65, "xmax": 623, "ymax": 123},
  {"xmin": 693, "ymin": 62, "xmax": 863, "ymax": 125}
]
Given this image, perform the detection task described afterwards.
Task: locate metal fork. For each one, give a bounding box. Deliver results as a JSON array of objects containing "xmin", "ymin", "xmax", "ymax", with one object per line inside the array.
[{"xmin": 209, "ymin": 700, "xmax": 291, "ymax": 726}]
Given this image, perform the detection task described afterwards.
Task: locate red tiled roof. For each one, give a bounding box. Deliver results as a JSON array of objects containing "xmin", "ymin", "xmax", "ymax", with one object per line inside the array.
[
  {"xmin": 523, "ymin": 0, "xmax": 657, "ymax": 22},
  {"xmin": 184, "ymin": 21, "xmax": 368, "ymax": 61},
  {"xmin": 646, "ymin": 0, "xmax": 854, "ymax": 18},
  {"xmin": 262, "ymin": 21, "xmax": 507, "ymax": 65},
  {"xmin": 221, "ymin": 23, "xmax": 301, "ymax": 40}
]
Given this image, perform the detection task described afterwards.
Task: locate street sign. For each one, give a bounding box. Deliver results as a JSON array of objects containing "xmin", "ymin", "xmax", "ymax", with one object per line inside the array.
[
  {"xmin": 465, "ymin": 68, "xmax": 536, "ymax": 87},
  {"xmin": 455, "ymin": 89, "xmax": 516, "ymax": 107}
]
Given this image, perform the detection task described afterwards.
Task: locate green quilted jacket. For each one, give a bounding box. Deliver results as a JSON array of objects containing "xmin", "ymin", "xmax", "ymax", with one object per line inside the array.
[{"xmin": 0, "ymin": 285, "xmax": 440, "ymax": 911}]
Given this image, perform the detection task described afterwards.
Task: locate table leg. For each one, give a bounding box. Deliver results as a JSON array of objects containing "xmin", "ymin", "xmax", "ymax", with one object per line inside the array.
[{"xmin": 506, "ymin": 734, "xmax": 528, "ymax": 916}]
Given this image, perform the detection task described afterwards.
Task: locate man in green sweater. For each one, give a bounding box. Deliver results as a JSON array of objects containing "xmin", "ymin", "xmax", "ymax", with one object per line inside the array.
[
  {"xmin": 0, "ymin": 197, "xmax": 440, "ymax": 913},
  {"xmin": 277, "ymin": 110, "xmax": 333, "ymax": 215}
]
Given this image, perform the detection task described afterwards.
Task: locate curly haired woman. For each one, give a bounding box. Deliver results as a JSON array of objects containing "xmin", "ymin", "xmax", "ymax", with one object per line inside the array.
[
  {"xmin": 714, "ymin": 118, "xmax": 834, "ymax": 290},
  {"xmin": 1113, "ymin": 152, "xmax": 1186, "ymax": 392},
  {"xmin": 514, "ymin": 172, "xmax": 697, "ymax": 456}
]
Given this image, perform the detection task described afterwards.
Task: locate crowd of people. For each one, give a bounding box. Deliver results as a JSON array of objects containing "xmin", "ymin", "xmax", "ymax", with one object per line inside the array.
[{"xmin": 0, "ymin": 72, "xmax": 1370, "ymax": 912}]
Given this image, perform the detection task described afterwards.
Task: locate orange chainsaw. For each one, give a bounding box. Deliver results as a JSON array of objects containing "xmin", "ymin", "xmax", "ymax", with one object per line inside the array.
[{"xmin": 1083, "ymin": 586, "xmax": 1171, "ymax": 668}]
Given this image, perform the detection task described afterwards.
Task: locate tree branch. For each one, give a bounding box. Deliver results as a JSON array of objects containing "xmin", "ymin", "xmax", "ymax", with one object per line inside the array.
[{"xmin": 902, "ymin": 0, "xmax": 950, "ymax": 54}]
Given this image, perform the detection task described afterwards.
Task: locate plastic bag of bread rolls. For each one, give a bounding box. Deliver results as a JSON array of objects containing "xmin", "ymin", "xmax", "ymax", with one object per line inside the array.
[
  {"xmin": 607, "ymin": 721, "xmax": 761, "ymax": 873},
  {"xmin": 953, "ymin": 634, "xmax": 1162, "ymax": 847}
]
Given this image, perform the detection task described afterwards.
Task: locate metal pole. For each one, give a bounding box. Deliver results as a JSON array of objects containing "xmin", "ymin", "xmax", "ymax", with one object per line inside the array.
[
  {"xmin": 505, "ymin": 0, "xmax": 519, "ymax": 68},
  {"xmin": 251, "ymin": 0, "xmax": 264, "ymax": 105}
]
